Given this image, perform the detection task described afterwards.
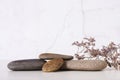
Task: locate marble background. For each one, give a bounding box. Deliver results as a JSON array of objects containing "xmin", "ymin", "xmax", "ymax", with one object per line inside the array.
[{"xmin": 0, "ymin": 0, "xmax": 120, "ymax": 60}]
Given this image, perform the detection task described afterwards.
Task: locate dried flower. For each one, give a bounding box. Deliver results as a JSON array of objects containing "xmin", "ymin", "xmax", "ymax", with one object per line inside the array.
[
  {"xmin": 72, "ymin": 37, "xmax": 120, "ymax": 70},
  {"xmin": 75, "ymin": 54, "xmax": 85, "ymax": 60}
]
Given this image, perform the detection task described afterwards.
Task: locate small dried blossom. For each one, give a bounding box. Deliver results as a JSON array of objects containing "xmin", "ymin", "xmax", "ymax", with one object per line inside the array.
[
  {"xmin": 88, "ymin": 48, "xmax": 101, "ymax": 57},
  {"xmin": 75, "ymin": 54, "xmax": 85, "ymax": 60}
]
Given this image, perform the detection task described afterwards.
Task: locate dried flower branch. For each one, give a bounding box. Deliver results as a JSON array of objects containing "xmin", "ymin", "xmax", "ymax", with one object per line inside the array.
[{"xmin": 72, "ymin": 37, "xmax": 120, "ymax": 70}]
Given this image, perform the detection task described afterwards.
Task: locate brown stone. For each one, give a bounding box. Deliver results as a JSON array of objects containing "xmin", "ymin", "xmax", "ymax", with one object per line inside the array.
[
  {"xmin": 62, "ymin": 60, "xmax": 107, "ymax": 71},
  {"xmin": 39, "ymin": 53, "xmax": 73, "ymax": 60},
  {"xmin": 42, "ymin": 58, "xmax": 64, "ymax": 72}
]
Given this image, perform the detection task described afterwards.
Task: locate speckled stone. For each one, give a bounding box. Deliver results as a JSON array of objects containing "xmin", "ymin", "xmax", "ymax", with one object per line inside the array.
[
  {"xmin": 42, "ymin": 58, "xmax": 64, "ymax": 72},
  {"xmin": 62, "ymin": 60, "xmax": 107, "ymax": 71},
  {"xmin": 39, "ymin": 53, "xmax": 73, "ymax": 60},
  {"xmin": 7, "ymin": 59, "xmax": 46, "ymax": 71}
]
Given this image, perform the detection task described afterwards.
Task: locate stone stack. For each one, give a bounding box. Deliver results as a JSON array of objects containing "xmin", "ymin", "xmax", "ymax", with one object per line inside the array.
[{"xmin": 7, "ymin": 53, "xmax": 107, "ymax": 72}]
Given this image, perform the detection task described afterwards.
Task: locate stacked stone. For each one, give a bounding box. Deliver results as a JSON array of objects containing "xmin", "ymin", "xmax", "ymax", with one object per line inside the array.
[{"xmin": 7, "ymin": 53, "xmax": 107, "ymax": 72}]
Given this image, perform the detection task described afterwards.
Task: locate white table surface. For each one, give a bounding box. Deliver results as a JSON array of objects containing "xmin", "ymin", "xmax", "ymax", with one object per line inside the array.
[{"xmin": 1, "ymin": 60, "xmax": 120, "ymax": 80}]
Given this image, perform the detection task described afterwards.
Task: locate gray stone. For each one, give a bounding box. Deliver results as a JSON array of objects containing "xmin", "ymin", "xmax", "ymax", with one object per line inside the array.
[
  {"xmin": 7, "ymin": 59, "xmax": 46, "ymax": 71},
  {"xmin": 62, "ymin": 60, "xmax": 107, "ymax": 71},
  {"xmin": 39, "ymin": 53, "xmax": 73, "ymax": 60}
]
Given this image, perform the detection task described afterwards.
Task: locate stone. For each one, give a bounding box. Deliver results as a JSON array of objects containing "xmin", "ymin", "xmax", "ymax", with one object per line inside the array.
[
  {"xmin": 7, "ymin": 59, "xmax": 46, "ymax": 71},
  {"xmin": 61, "ymin": 60, "xmax": 107, "ymax": 71},
  {"xmin": 39, "ymin": 53, "xmax": 73, "ymax": 60},
  {"xmin": 42, "ymin": 58, "xmax": 64, "ymax": 72}
]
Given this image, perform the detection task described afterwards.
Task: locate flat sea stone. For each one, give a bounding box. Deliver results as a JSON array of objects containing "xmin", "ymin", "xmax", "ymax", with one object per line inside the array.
[
  {"xmin": 39, "ymin": 53, "xmax": 73, "ymax": 60},
  {"xmin": 42, "ymin": 58, "xmax": 64, "ymax": 72},
  {"xmin": 7, "ymin": 59, "xmax": 46, "ymax": 71},
  {"xmin": 62, "ymin": 60, "xmax": 107, "ymax": 71}
]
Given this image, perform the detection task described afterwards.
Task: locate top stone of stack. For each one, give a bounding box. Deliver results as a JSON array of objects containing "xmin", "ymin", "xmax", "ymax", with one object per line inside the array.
[{"xmin": 39, "ymin": 53, "xmax": 73, "ymax": 60}]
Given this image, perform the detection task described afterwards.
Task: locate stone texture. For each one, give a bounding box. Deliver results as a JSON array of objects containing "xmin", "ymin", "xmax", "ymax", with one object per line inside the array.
[
  {"xmin": 7, "ymin": 59, "xmax": 46, "ymax": 71},
  {"xmin": 42, "ymin": 58, "xmax": 64, "ymax": 72},
  {"xmin": 39, "ymin": 53, "xmax": 73, "ymax": 60},
  {"xmin": 62, "ymin": 60, "xmax": 107, "ymax": 71}
]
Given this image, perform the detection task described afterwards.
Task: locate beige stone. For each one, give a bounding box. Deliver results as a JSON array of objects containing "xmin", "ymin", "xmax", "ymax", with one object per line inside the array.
[
  {"xmin": 62, "ymin": 60, "xmax": 107, "ymax": 71},
  {"xmin": 39, "ymin": 53, "xmax": 73, "ymax": 60}
]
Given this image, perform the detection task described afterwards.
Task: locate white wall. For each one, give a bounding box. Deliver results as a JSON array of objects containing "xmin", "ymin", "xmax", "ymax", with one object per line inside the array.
[{"xmin": 0, "ymin": 0, "xmax": 120, "ymax": 60}]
